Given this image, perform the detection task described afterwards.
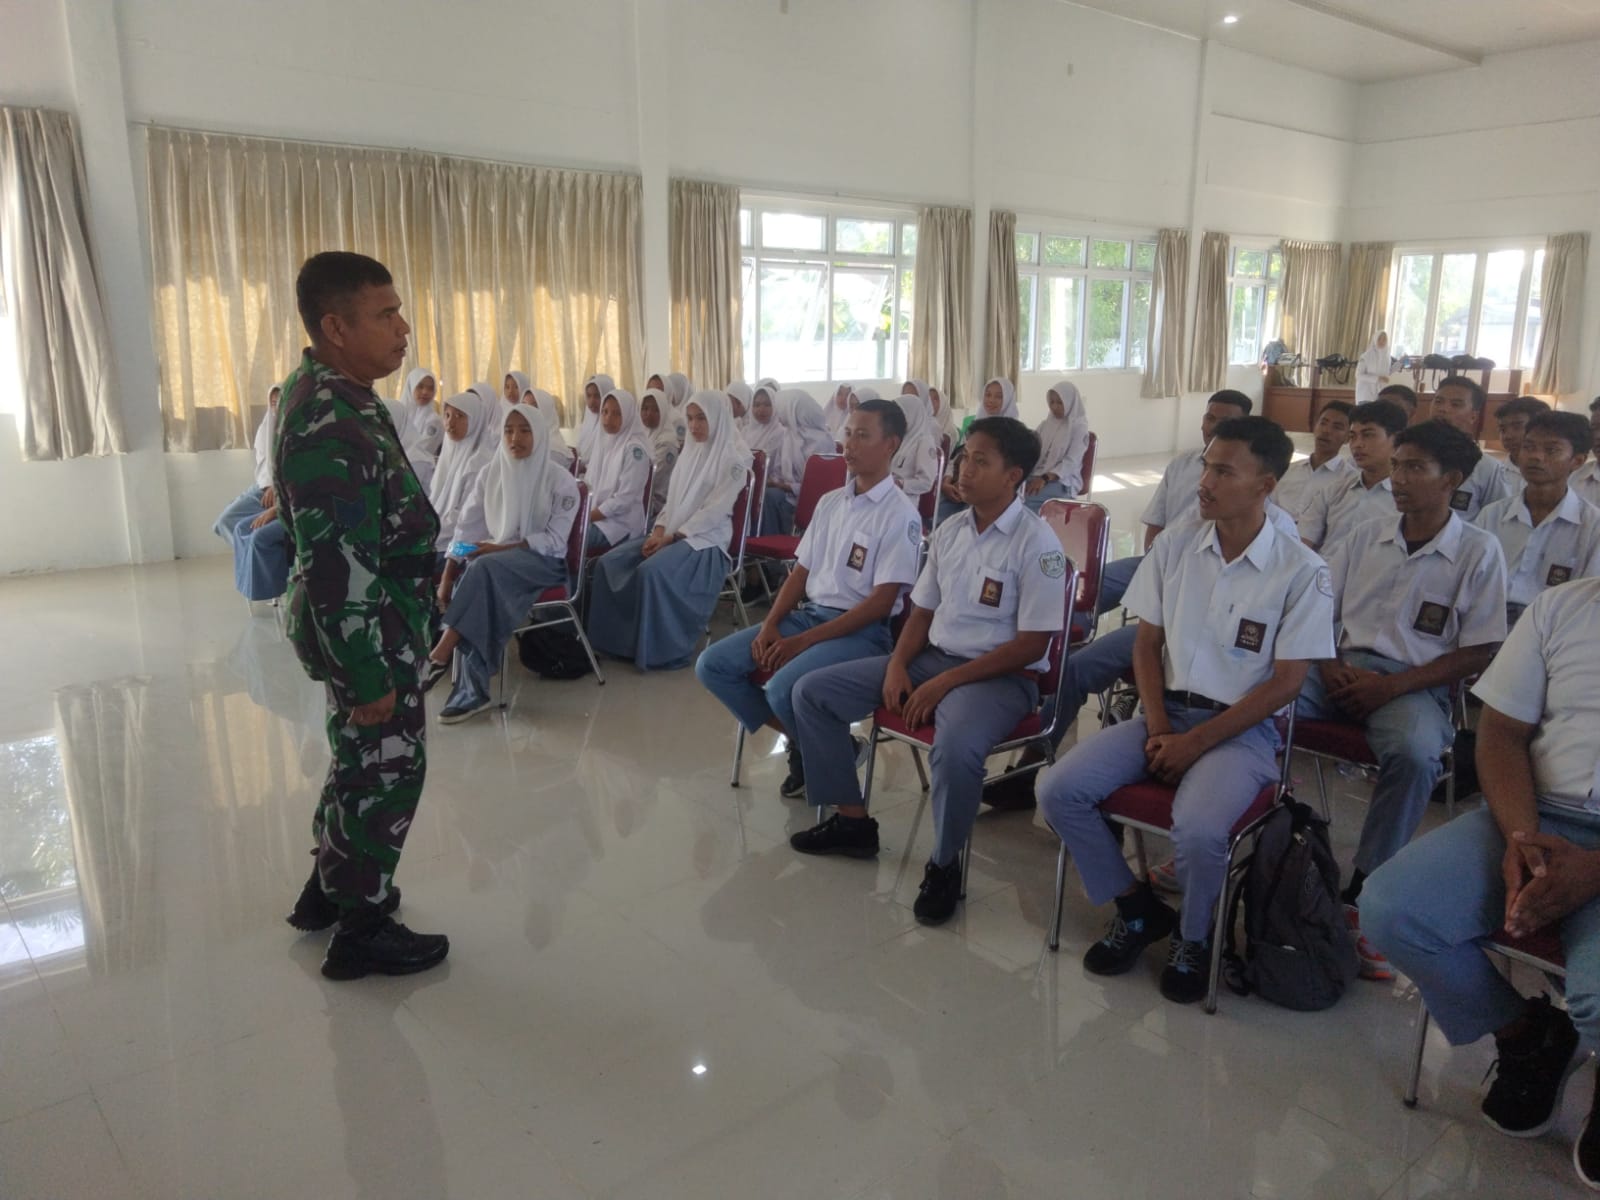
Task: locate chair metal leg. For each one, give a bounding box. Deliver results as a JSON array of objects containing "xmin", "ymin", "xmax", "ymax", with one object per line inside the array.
[
  {"xmin": 1131, "ymin": 831, "xmax": 1149, "ymax": 879},
  {"xmin": 1049, "ymin": 842, "xmax": 1068, "ymax": 951},
  {"xmin": 911, "ymin": 747, "xmax": 929, "ymax": 792},
  {"xmin": 959, "ymin": 836, "xmax": 971, "ymax": 900},
  {"xmin": 1313, "ymin": 757, "xmax": 1331, "ymax": 821},
  {"xmin": 1403, "ymin": 999, "xmax": 1431, "ymax": 1107},
  {"xmin": 730, "ymin": 723, "xmax": 746, "ymax": 787},
  {"xmin": 731, "ymin": 586, "xmax": 750, "ymax": 630},
  {"xmin": 1444, "ymin": 751, "xmax": 1456, "ymax": 821},
  {"xmin": 565, "ymin": 605, "xmax": 606, "ymax": 685},
  {"xmin": 1206, "ymin": 858, "xmax": 1243, "ymax": 1016}
]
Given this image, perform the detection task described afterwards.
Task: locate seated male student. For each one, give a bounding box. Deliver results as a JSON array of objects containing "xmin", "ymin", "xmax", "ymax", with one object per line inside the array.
[
  {"xmin": 695, "ymin": 398, "xmax": 921, "ymax": 799},
  {"xmin": 1039, "ymin": 417, "xmax": 1333, "ymax": 1003},
  {"xmin": 1297, "ymin": 420, "xmax": 1507, "ymax": 979},
  {"xmin": 1429, "ymin": 375, "xmax": 1518, "ymax": 518},
  {"xmin": 1274, "ymin": 400, "xmax": 1353, "ymax": 524},
  {"xmin": 1474, "ymin": 411, "xmax": 1600, "ymax": 626},
  {"xmin": 1298, "ymin": 399, "xmax": 1408, "ymax": 552},
  {"xmin": 1493, "ymin": 395, "xmax": 1551, "ymax": 468},
  {"xmin": 1571, "ymin": 396, "xmax": 1600, "ymax": 509},
  {"xmin": 1378, "ymin": 382, "xmax": 1418, "ymax": 419},
  {"xmin": 1362, "ymin": 579, "xmax": 1600, "ymax": 1189},
  {"xmin": 786, "ymin": 417, "xmax": 1065, "ymax": 925},
  {"xmin": 1097, "ymin": 389, "xmax": 1255, "ymax": 614}
]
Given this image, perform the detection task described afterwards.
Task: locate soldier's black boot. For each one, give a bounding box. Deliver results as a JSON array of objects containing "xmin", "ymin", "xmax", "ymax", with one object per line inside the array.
[
  {"xmin": 321, "ymin": 911, "xmax": 448, "ymax": 980},
  {"xmin": 285, "ymin": 869, "xmax": 398, "ymax": 933}
]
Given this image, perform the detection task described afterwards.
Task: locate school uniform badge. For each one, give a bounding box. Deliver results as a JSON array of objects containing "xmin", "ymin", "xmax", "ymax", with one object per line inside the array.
[
  {"xmin": 979, "ymin": 577, "xmax": 1004, "ymax": 607},
  {"xmin": 846, "ymin": 542, "xmax": 867, "ymax": 571},
  {"xmin": 906, "ymin": 519, "xmax": 921, "ymax": 548},
  {"xmin": 1412, "ymin": 600, "xmax": 1449, "ymax": 636},
  {"xmin": 1315, "ymin": 566, "xmax": 1333, "ymax": 596},
  {"xmin": 562, "ymin": 495, "xmax": 576, "ymax": 511},
  {"xmin": 1234, "ymin": 618, "xmax": 1267, "ymax": 652},
  {"xmin": 1039, "ymin": 551, "xmax": 1066, "ymax": 579},
  {"xmin": 632, "ymin": 446, "xmax": 644, "ymax": 461},
  {"xmin": 1449, "ymin": 489, "xmax": 1472, "ymax": 512},
  {"xmin": 1547, "ymin": 564, "xmax": 1573, "ymax": 586}
]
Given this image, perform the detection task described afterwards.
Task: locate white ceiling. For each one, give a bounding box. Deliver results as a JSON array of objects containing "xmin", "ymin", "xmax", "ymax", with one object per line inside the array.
[{"xmin": 1065, "ymin": 0, "xmax": 1600, "ymax": 82}]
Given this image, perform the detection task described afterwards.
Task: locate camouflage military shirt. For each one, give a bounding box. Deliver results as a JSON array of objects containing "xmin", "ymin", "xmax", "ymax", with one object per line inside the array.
[{"xmin": 273, "ymin": 349, "xmax": 441, "ymax": 708}]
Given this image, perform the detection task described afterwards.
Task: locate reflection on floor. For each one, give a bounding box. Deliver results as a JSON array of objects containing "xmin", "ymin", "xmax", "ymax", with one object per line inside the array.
[{"xmin": 0, "ymin": 451, "xmax": 1581, "ymax": 1199}]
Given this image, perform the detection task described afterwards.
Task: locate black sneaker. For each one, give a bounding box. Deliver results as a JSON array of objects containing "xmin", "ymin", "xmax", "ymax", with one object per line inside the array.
[
  {"xmin": 912, "ymin": 859, "xmax": 963, "ymax": 926},
  {"xmin": 418, "ymin": 657, "xmax": 450, "ymax": 695},
  {"xmin": 321, "ymin": 915, "xmax": 450, "ymax": 981},
  {"xmin": 1159, "ymin": 935, "xmax": 1211, "ymax": 1005},
  {"xmin": 1082, "ymin": 892, "xmax": 1177, "ymax": 976},
  {"xmin": 285, "ymin": 870, "xmax": 400, "ymax": 933},
  {"xmin": 1104, "ymin": 690, "xmax": 1138, "ymax": 726},
  {"xmin": 1482, "ymin": 995, "xmax": 1581, "ymax": 1137},
  {"xmin": 440, "ymin": 695, "xmax": 495, "ymax": 724},
  {"xmin": 1575, "ymin": 1070, "xmax": 1600, "ymax": 1190},
  {"xmin": 789, "ymin": 813, "xmax": 879, "ymax": 858},
  {"xmin": 779, "ymin": 743, "xmax": 806, "ymax": 799},
  {"xmin": 981, "ymin": 763, "xmax": 1038, "ymax": 812}
]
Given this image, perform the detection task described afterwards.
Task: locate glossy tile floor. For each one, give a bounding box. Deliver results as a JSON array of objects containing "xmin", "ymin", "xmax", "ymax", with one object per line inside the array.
[{"xmin": 1, "ymin": 452, "xmax": 1587, "ymax": 1199}]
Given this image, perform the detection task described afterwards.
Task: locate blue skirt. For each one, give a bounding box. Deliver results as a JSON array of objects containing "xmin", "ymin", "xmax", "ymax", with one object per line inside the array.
[
  {"xmin": 760, "ymin": 486, "xmax": 795, "ymax": 538},
  {"xmin": 443, "ymin": 549, "xmax": 570, "ymax": 677},
  {"xmin": 214, "ymin": 487, "xmax": 289, "ymax": 601},
  {"xmin": 586, "ymin": 537, "xmax": 727, "ymax": 671}
]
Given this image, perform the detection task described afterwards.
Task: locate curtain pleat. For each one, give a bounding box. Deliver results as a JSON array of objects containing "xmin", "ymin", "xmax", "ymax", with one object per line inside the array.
[
  {"xmin": 1141, "ymin": 228, "xmax": 1190, "ymax": 399},
  {"xmin": 1334, "ymin": 242, "xmax": 1393, "ymax": 357},
  {"xmin": 1187, "ymin": 231, "xmax": 1230, "ymax": 394},
  {"xmin": 1279, "ymin": 240, "xmax": 1344, "ymax": 370},
  {"xmin": 1532, "ymin": 232, "xmax": 1589, "ymax": 395},
  {"xmin": 984, "ymin": 210, "xmax": 1019, "ymax": 387},
  {"xmin": 0, "ymin": 107, "xmax": 124, "ymax": 460},
  {"xmin": 669, "ymin": 179, "xmax": 742, "ymax": 387},
  {"xmin": 910, "ymin": 205, "xmax": 973, "ymax": 406},
  {"xmin": 145, "ymin": 127, "xmax": 643, "ymax": 450}
]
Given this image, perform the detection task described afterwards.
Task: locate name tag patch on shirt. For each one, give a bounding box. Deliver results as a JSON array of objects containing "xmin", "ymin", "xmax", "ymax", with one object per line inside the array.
[
  {"xmin": 1548, "ymin": 564, "xmax": 1574, "ymax": 586},
  {"xmin": 1234, "ymin": 618, "xmax": 1267, "ymax": 653},
  {"xmin": 1413, "ymin": 600, "xmax": 1450, "ymax": 637},
  {"xmin": 1449, "ymin": 489, "xmax": 1472, "ymax": 512},
  {"xmin": 846, "ymin": 542, "xmax": 867, "ymax": 572},
  {"xmin": 1039, "ymin": 550, "xmax": 1067, "ymax": 579},
  {"xmin": 979, "ymin": 577, "xmax": 1005, "ymax": 608}
]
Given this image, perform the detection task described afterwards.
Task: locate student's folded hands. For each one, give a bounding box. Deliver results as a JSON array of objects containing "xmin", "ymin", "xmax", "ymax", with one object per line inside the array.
[
  {"xmin": 751, "ymin": 626, "xmax": 809, "ymax": 671},
  {"xmin": 1144, "ymin": 730, "xmax": 1203, "ymax": 783},
  {"xmin": 900, "ymin": 675, "xmax": 952, "ymax": 729},
  {"xmin": 1504, "ymin": 831, "xmax": 1600, "ymax": 938},
  {"xmin": 1327, "ymin": 668, "xmax": 1395, "ymax": 719}
]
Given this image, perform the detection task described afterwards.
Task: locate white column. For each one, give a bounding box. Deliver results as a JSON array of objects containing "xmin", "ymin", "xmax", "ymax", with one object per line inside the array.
[{"xmin": 631, "ymin": 0, "xmax": 672, "ymax": 382}]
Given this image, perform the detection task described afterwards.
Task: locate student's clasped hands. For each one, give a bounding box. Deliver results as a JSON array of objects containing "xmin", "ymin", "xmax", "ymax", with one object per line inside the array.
[
  {"xmin": 1321, "ymin": 661, "xmax": 1395, "ymax": 719},
  {"xmin": 1503, "ymin": 830, "xmax": 1600, "ymax": 938},
  {"xmin": 750, "ymin": 624, "xmax": 809, "ymax": 672}
]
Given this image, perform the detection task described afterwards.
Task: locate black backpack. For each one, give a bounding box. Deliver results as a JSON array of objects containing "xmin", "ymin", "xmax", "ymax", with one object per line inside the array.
[
  {"xmin": 1223, "ymin": 794, "xmax": 1357, "ymax": 1011},
  {"xmin": 515, "ymin": 623, "xmax": 594, "ymax": 681}
]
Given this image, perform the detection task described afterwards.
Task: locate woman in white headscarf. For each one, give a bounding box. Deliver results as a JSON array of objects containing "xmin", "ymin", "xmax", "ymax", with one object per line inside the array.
[
  {"xmin": 1027, "ymin": 380, "xmax": 1092, "ymax": 511},
  {"xmin": 425, "ymin": 401, "xmax": 582, "ymax": 721},
  {"xmin": 791, "ymin": 391, "xmax": 836, "ymax": 468},
  {"xmin": 428, "ymin": 386, "xmax": 501, "ymax": 559},
  {"xmin": 849, "ymin": 385, "xmax": 880, "ymax": 408},
  {"xmin": 891, "ymin": 387, "xmax": 941, "ymax": 499},
  {"xmin": 502, "ymin": 370, "xmax": 531, "ymax": 406},
  {"xmin": 584, "ymin": 386, "xmax": 653, "ymax": 553},
  {"xmin": 1354, "ymin": 330, "xmax": 1391, "ymax": 408},
  {"xmin": 523, "ymin": 387, "xmax": 578, "ymax": 471},
  {"xmin": 588, "ymin": 390, "xmax": 753, "ymax": 671},
  {"xmin": 825, "ymin": 384, "xmax": 853, "ymax": 441},
  {"xmin": 928, "ymin": 384, "xmax": 957, "ymax": 444},
  {"xmin": 576, "ymin": 373, "xmax": 614, "ymax": 469},
  {"xmin": 640, "ymin": 388, "xmax": 683, "ymax": 515},
  {"xmin": 385, "ymin": 367, "xmax": 443, "ymax": 488},
  {"xmin": 213, "ymin": 383, "xmax": 292, "ymax": 601},
  {"xmin": 937, "ymin": 377, "xmax": 1021, "ymax": 524},
  {"xmin": 743, "ymin": 382, "xmax": 798, "ymax": 534},
  {"xmin": 726, "ymin": 380, "xmax": 753, "ymax": 429}
]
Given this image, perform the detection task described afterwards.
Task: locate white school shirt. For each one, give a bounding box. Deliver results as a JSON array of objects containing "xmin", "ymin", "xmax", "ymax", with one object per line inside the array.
[
  {"xmin": 1449, "ymin": 454, "xmax": 1517, "ymax": 520},
  {"xmin": 911, "ymin": 497, "xmax": 1066, "ymax": 671},
  {"xmin": 1140, "ymin": 445, "xmax": 1299, "ymax": 538},
  {"xmin": 893, "ymin": 438, "xmax": 942, "ymax": 499},
  {"xmin": 1471, "ymin": 578, "xmax": 1600, "ymax": 816},
  {"xmin": 795, "ymin": 474, "xmax": 922, "ymax": 611},
  {"xmin": 1299, "ymin": 473, "xmax": 1394, "ymax": 551},
  {"xmin": 1570, "ymin": 460, "xmax": 1600, "ymax": 509},
  {"xmin": 1275, "ymin": 454, "xmax": 1352, "ymax": 524},
  {"xmin": 1125, "ymin": 517, "xmax": 1335, "ymax": 706},
  {"xmin": 452, "ymin": 463, "xmax": 579, "ymax": 558},
  {"xmin": 1474, "ymin": 488, "xmax": 1600, "ymax": 612},
  {"xmin": 1326, "ymin": 513, "xmax": 1507, "ymax": 667},
  {"xmin": 589, "ymin": 441, "xmax": 652, "ymax": 546}
]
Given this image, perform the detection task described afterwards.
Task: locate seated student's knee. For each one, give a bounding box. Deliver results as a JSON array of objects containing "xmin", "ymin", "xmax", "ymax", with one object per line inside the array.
[{"xmin": 1354, "ymin": 863, "xmax": 1406, "ymax": 952}]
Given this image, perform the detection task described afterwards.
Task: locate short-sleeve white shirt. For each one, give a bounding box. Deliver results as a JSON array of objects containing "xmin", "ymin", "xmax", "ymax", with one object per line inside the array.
[
  {"xmin": 1472, "ymin": 578, "xmax": 1600, "ymax": 815},
  {"xmin": 1276, "ymin": 454, "xmax": 1353, "ymax": 524},
  {"xmin": 1141, "ymin": 448, "xmax": 1206, "ymax": 529},
  {"xmin": 911, "ymin": 497, "xmax": 1066, "ymax": 670},
  {"xmin": 1449, "ymin": 454, "xmax": 1517, "ymax": 520},
  {"xmin": 1300, "ymin": 473, "xmax": 1394, "ymax": 551},
  {"xmin": 1569, "ymin": 461, "xmax": 1600, "ymax": 510},
  {"xmin": 1474, "ymin": 487, "xmax": 1600, "ymax": 611},
  {"xmin": 1125, "ymin": 516, "xmax": 1336, "ymax": 705},
  {"xmin": 796, "ymin": 474, "xmax": 922, "ymax": 611}
]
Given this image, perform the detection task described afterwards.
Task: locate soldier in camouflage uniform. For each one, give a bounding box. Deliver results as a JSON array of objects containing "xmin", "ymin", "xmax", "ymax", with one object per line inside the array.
[{"xmin": 274, "ymin": 251, "xmax": 449, "ymax": 980}]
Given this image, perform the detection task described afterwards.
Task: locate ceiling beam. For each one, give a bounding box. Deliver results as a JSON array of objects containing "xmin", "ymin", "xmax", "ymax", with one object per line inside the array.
[{"xmin": 1279, "ymin": 0, "xmax": 1483, "ymax": 66}]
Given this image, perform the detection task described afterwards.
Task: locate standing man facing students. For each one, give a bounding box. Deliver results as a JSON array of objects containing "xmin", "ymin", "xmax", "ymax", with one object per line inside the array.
[
  {"xmin": 1429, "ymin": 375, "xmax": 1518, "ymax": 518},
  {"xmin": 695, "ymin": 399, "xmax": 921, "ymax": 799},
  {"xmin": 275, "ymin": 251, "xmax": 449, "ymax": 980}
]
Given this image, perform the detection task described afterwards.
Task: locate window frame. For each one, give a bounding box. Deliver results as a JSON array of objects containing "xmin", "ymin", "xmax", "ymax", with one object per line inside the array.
[
  {"xmin": 739, "ymin": 194, "xmax": 918, "ymax": 385},
  {"xmin": 1014, "ymin": 223, "xmax": 1156, "ymax": 375},
  {"xmin": 1226, "ymin": 241, "xmax": 1283, "ymax": 367},
  {"xmin": 1385, "ymin": 239, "xmax": 1546, "ymax": 369}
]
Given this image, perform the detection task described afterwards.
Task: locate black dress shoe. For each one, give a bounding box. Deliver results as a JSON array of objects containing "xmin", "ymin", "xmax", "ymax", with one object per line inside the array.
[
  {"xmin": 779, "ymin": 743, "xmax": 806, "ymax": 799},
  {"xmin": 913, "ymin": 859, "xmax": 963, "ymax": 926},
  {"xmin": 321, "ymin": 915, "xmax": 449, "ymax": 980},
  {"xmin": 285, "ymin": 871, "xmax": 399, "ymax": 933},
  {"xmin": 790, "ymin": 813, "xmax": 879, "ymax": 858}
]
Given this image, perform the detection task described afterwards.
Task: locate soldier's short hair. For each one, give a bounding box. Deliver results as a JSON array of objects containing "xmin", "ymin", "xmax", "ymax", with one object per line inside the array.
[{"xmin": 296, "ymin": 251, "xmax": 394, "ymax": 340}]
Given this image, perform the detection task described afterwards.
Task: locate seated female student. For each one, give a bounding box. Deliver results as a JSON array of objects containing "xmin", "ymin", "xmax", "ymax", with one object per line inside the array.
[
  {"xmin": 825, "ymin": 384, "xmax": 853, "ymax": 445},
  {"xmin": 1026, "ymin": 380, "xmax": 1091, "ymax": 511},
  {"xmin": 424, "ymin": 402, "xmax": 580, "ymax": 723},
  {"xmin": 936, "ymin": 376, "xmax": 1018, "ymax": 525},
  {"xmin": 584, "ymin": 386, "xmax": 652, "ymax": 553},
  {"xmin": 726, "ymin": 381, "xmax": 752, "ymax": 431},
  {"xmin": 428, "ymin": 387, "xmax": 500, "ymax": 577},
  {"xmin": 744, "ymin": 382, "xmax": 798, "ymax": 533},
  {"xmin": 213, "ymin": 384, "xmax": 292, "ymax": 601},
  {"xmin": 523, "ymin": 387, "xmax": 577, "ymax": 471},
  {"xmin": 929, "ymin": 384, "xmax": 958, "ymax": 446},
  {"xmin": 641, "ymin": 387, "xmax": 684, "ymax": 514},
  {"xmin": 892, "ymin": 381, "xmax": 942, "ymax": 502},
  {"xmin": 791, "ymin": 391, "xmax": 837, "ymax": 478},
  {"xmin": 391, "ymin": 367, "xmax": 443, "ymax": 489},
  {"xmin": 587, "ymin": 390, "xmax": 753, "ymax": 671},
  {"xmin": 575, "ymin": 373, "xmax": 614, "ymax": 472},
  {"xmin": 502, "ymin": 370, "xmax": 530, "ymax": 406}
]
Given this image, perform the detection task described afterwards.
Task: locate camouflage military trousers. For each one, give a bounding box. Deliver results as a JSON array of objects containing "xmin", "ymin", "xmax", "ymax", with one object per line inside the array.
[{"xmin": 313, "ymin": 652, "xmax": 426, "ymax": 911}]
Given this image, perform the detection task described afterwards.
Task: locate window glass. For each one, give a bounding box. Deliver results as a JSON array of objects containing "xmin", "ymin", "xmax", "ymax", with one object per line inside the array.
[
  {"xmin": 835, "ymin": 218, "xmax": 894, "ymax": 256},
  {"xmin": 1037, "ymin": 275, "xmax": 1082, "ymax": 371},
  {"xmin": 1042, "ymin": 235, "xmax": 1085, "ymax": 268},
  {"xmin": 1086, "ymin": 279, "xmax": 1127, "ymax": 369},
  {"xmin": 760, "ymin": 211, "xmax": 825, "ymax": 251}
]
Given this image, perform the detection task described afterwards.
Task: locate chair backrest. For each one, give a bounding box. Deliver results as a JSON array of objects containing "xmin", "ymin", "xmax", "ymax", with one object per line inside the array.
[
  {"xmin": 940, "ymin": 433, "xmax": 952, "ymax": 460},
  {"xmin": 726, "ymin": 467, "xmax": 756, "ymax": 574},
  {"xmin": 638, "ymin": 460, "xmax": 655, "ymax": 529},
  {"xmin": 794, "ymin": 454, "xmax": 848, "ymax": 532},
  {"xmin": 1035, "ymin": 560, "xmax": 1080, "ymax": 704},
  {"xmin": 747, "ymin": 448, "xmax": 769, "ymax": 536},
  {"xmin": 566, "ymin": 480, "xmax": 591, "ymax": 600},
  {"xmin": 1039, "ymin": 498, "xmax": 1110, "ymax": 640},
  {"xmin": 1078, "ymin": 432, "xmax": 1097, "ymax": 497},
  {"xmin": 917, "ymin": 446, "xmax": 946, "ymax": 529}
]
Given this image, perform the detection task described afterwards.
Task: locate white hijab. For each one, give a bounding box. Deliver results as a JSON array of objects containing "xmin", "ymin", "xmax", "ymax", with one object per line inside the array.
[
  {"xmin": 483, "ymin": 402, "xmax": 558, "ymax": 545},
  {"xmin": 849, "ymin": 385, "xmax": 880, "ymax": 407},
  {"xmin": 641, "ymin": 387, "xmax": 682, "ymax": 462},
  {"xmin": 726, "ymin": 380, "xmax": 753, "ymax": 428},
  {"xmin": 892, "ymin": 390, "xmax": 937, "ymax": 476},
  {"xmin": 588, "ymin": 386, "xmax": 651, "ymax": 499},
  {"xmin": 504, "ymin": 370, "xmax": 531, "ymax": 406},
  {"xmin": 929, "ymin": 385, "xmax": 956, "ymax": 441},
  {"xmin": 825, "ymin": 385, "xmax": 852, "ymax": 439},
  {"xmin": 577, "ymin": 372, "xmax": 614, "ymax": 463},
  {"xmin": 253, "ymin": 386, "xmax": 280, "ymax": 488},
  {"xmin": 981, "ymin": 376, "xmax": 1020, "ymax": 421},
  {"xmin": 429, "ymin": 388, "xmax": 499, "ymax": 521},
  {"xmin": 525, "ymin": 388, "xmax": 576, "ymax": 468},
  {"xmin": 742, "ymin": 383, "xmax": 791, "ymax": 463},
  {"xmin": 1039, "ymin": 380, "xmax": 1090, "ymax": 480},
  {"xmin": 395, "ymin": 367, "xmax": 443, "ymax": 456},
  {"xmin": 658, "ymin": 391, "xmax": 753, "ymax": 534},
  {"xmin": 665, "ymin": 372, "xmax": 691, "ymax": 412},
  {"xmin": 791, "ymin": 391, "xmax": 835, "ymax": 462},
  {"xmin": 1355, "ymin": 331, "xmax": 1390, "ymax": 407}
]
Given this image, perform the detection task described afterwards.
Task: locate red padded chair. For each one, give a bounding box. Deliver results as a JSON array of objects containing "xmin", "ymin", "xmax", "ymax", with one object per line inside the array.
[
  {"xmin": 743, "ymin": 453, "xmax": 847, "ymax": 571},
  {"xmin": 1047, "ymin": 708, "xmax": 1298, "ymax": 1014},
  {"xmin": 1077, "ymin": 432, "xmax": 1098, "ymax": 498},
  {"xmin": 1403, "ymin": 926, "xmax": 1565, "ymax": 1107},
  {"xmin": 1039, "ymin": 499, "xmax": 1110, "ymax": 649},
  {"xmin": 1296, "ymin": 706, "xmax": 1459, "ymax": 821},
  {"xmin": 500, "ymin": 480, "xmax": 605, "ymax": 709},
  {"xmin": 713, "ymin": 454, "xmax": 760, "ymax": 629}
]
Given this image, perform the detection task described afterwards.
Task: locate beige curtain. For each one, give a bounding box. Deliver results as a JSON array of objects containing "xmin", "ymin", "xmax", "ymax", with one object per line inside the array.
[
  {"xmin": 1335, "ymin": 242, "xmax": 1393, "ymax": 357},
  {"xmin": 0, "ymin": 107, "xmax": 124, "ymax": 460},
  {"xmin": 1187, "ymin": 231, "xmax": 1230, "ymax": 393},
  {"xmin": 1278, "ymin": 240, "xmax": 1344, "ymax": 370},
  {"xmin": 1140, "ymin": 228, "xmax": 1190, "ymax": 399},
  {"xmin": 146, "ymin": 127, "xmax": 643, "ymax": 450},
  {"xmin": 669, "ymin": 179, "xmax": 743, "ymax": 387},
  {"xmin": 910, "ymin": 205, "xmax": 973, "ymax": 404},
  {"xmin": 1532, "ymin": 232, "xmax": 1589, "ymax": 395},
  {"xmin": 984, "ymin": 210, "xmax": 1020, "ymax": 386}
]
